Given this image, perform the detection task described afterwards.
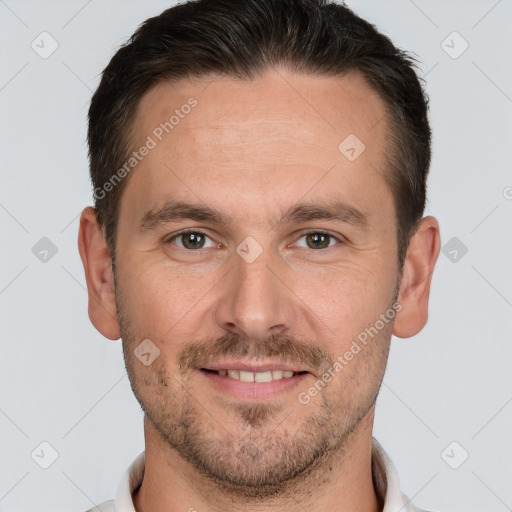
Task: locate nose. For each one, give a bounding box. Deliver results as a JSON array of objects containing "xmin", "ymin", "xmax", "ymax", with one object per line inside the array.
[{"xmin": 214, "ymin": 245, "xmax": 296, "ymax": 341}]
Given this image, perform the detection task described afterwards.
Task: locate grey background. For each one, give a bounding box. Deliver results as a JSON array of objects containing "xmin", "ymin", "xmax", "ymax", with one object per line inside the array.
[{"xmin": 1, "ymin": 0, "xmax": 511, "ymax": 510}]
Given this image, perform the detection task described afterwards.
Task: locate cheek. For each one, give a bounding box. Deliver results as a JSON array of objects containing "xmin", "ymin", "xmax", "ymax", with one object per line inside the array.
[
  {"xmin": 118, "ymin": 257, "xmax": 220, "ymax": 344},
  {"xmin": 295, "ymin": 265, "xmax": 397, "ymax": 340},
  {"xmin": 315, "ymin": 276, "xmax": 394, "ymax": 392}
]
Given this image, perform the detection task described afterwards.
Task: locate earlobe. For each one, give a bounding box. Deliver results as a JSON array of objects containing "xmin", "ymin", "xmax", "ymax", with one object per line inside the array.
[
  {"xmin": 78, "ymin": 207, "xmax": 121, "ymax": 340},
  {"xmin": 393, "ymin": 216, "xmax": 441, "ymax": 339}
]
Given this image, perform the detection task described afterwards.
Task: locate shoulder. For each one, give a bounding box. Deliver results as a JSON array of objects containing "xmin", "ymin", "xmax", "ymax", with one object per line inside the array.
[
  {"xmin": 400, "ymin": 492, "xmax": 438, "ymax": 512},
  {"xmin": 85, "ymin": 498, "xmax": 116, "ymax": 512}
]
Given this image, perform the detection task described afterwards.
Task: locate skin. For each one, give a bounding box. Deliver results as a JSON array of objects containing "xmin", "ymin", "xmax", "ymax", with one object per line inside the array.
[{"xmin": 78, "ymin": 68, "xmax": 440, "ymax": 512}]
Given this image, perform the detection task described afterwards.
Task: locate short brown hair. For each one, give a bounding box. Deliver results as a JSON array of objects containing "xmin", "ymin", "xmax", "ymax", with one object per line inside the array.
[{"xmin": 88, "ymin": 0, "xmax": 431, "ymax": 268}]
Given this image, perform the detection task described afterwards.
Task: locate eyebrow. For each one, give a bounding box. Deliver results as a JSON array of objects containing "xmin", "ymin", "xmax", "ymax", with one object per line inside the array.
[{"xmin": 139, "ymin": 199, "xmax": 368, "ymax": 232}]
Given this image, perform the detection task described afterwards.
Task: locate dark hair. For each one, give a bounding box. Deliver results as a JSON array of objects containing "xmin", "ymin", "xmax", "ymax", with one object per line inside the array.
[{"xmin": 88, "ymin": 0, "xmax": 431, "ymax": 268}]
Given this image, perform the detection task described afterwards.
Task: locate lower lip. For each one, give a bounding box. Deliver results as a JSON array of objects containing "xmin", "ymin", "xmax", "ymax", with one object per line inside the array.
[{"xmin": 199, "ymin": 370, "xmax": 311, "ymax": 400}]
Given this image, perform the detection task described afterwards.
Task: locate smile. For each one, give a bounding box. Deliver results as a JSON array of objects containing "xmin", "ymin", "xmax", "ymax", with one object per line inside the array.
[{"xmin": 201, "ymin": 368, "xmax": 308, "ymax": 382}]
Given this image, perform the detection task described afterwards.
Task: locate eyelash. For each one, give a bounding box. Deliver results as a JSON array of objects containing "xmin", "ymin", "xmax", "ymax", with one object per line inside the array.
[{"xmin": 164, "ymin": 229, "xmax": 344, "ymax": 250}]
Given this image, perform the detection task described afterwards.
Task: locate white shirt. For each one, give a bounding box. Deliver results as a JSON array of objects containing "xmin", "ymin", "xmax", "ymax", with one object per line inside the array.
[{"xmin": 87, "ymin": 438, "xmax": 432, "ymax": 512}]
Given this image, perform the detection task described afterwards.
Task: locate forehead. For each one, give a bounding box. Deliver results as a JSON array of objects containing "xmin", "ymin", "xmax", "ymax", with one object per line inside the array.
[
  {"xmin": 132, "ymin": 69, "xmax": 387, "ymax": 153},
  {"xmin": 120, "ymin": 68, "xmax": 393, "ymax": 231}
]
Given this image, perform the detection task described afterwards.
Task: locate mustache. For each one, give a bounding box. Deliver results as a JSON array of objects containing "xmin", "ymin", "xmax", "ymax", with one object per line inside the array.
[{"xmin": 178, "ymin": 332, "xmax": 334, "ymax": 375}]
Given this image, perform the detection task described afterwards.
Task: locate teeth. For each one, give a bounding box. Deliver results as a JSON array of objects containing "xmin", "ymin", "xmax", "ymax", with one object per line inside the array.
[
  {"xmin": 217, "ymin": 369, "xmax": 299, "ymax": 381},
  {"xmin": 255, "ymin": 371, "xmax": 272, "ymax": 383},
  {"xmin": 239, "ymin": 370, "xmax": 254, "ymax": 382},
  {"xmin": 227, "ymin": 369, "xmax": 239, "ymax": 380}
]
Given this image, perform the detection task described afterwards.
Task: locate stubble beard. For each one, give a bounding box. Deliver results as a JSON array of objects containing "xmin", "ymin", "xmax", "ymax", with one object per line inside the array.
[{"xmin": 116, "ymin": 289, "xmax": 393, "ymax": 499}]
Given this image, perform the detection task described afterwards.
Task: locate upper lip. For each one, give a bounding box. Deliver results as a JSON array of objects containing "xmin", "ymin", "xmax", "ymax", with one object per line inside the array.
[{"xmin": 200, "ymin": 361, "xmax": 313, "ymax": 375}]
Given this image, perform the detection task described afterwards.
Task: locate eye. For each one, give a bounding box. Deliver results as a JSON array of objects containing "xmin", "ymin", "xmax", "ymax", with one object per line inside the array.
[
  {"xmin": 164, "ymin": 230, "xmax": 341, "ymax": 251},
  {"xmin": 166, "ymin": 230, "xmax": 218, "ymax": 250},
  {"xmin": 292, "ymin": 231, "xmax": 342, "ymax": 250}
]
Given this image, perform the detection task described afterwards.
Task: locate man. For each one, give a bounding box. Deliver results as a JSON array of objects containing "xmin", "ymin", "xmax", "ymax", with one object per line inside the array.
[{"xmin": 78, "ymin": 0, "xmax": 440, "ymax": 510}]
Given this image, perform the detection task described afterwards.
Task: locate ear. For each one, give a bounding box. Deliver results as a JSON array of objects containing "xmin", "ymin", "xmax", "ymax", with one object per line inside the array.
[
  {"xmin": 77, "ymin": 207, "xmax": 121, "ymax": 340},
  {"xmin": 393, "ymin": 216, "xmax": 440, "ymax": 338}
]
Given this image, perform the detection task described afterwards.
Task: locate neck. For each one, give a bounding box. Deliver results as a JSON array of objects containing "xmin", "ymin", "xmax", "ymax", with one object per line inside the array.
[{"xmin": 133, "ymin": 410, "xmax": 381, "ymax": 512}]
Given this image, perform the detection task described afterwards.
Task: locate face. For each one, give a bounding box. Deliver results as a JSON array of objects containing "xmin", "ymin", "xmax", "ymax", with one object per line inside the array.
[{"xmin": 114, "ymin": 69, "xmax": 401, "ymax": 495}]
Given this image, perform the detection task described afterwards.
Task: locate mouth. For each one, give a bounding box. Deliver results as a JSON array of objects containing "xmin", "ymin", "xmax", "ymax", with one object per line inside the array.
[
  {"xmin": 200, "ymin": 368, "xmax": 309, "ymax": 382},
  {"xmin": 198, "ymin": 363, "xmax": 313, "ymax": 401}
]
